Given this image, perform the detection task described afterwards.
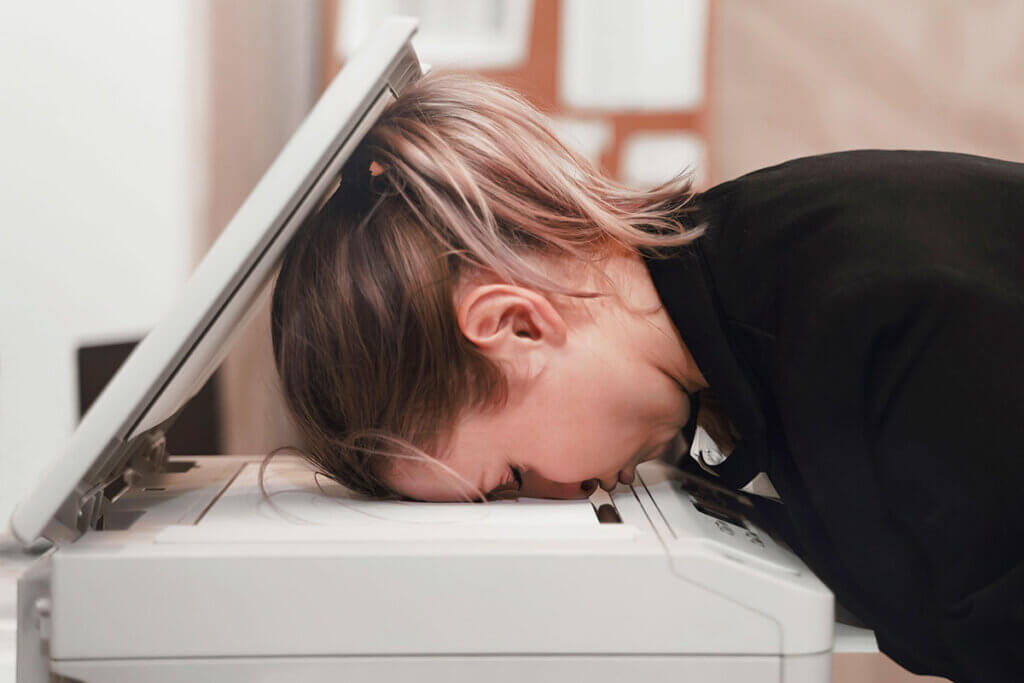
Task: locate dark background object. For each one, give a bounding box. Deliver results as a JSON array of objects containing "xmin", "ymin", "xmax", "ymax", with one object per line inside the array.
[{"xmin": 77, "ymin": 339, "xmax": 221, "ymax": 455}]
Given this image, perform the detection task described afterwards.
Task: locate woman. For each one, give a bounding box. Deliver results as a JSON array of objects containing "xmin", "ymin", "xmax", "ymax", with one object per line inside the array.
[{"xmin": 270, "ymin": 73, "xmax": 1023, "ymax": 681}]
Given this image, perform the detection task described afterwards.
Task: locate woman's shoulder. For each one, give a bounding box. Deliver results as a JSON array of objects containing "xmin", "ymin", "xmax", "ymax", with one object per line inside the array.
[
  {"xmin": 706, "ymin": 149, "xmax": 1024, "ymax": 195},
  {"xmin": 698, "ymin": 150, "xmax": 1024, "ymax": 228},
  {"xmin": 698, "ymin": 150, "xmax": 1024, "ymax": 284},
  {"xmin": 688, "ymin": 149, "xmax": 1024, "ymax": 341}
]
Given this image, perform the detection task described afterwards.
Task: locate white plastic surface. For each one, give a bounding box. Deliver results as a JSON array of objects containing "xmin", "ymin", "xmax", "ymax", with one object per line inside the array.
[
  {"xmin": 832, "ymin": 624, "xmax": 879, "ymax": 653},
  {"xmin": 156, "ymin": 461, "xmax": 637, "ymax": 542},
  {"xmin": 39, "ymin": 458, "xmax": 832, "ymax": 662},
  {"xmin": 51, "ymin": 654, "xmax": 789, "ymax": 683},
  {"xmin": 635, "ymin": 464, "xmax": 835, "ymax": 656}
]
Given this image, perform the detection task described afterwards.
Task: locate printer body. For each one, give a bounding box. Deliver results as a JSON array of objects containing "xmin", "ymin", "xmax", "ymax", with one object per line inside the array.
[
  {"xmin": 19, "ymin": 455, "xmax": 834, "ymax": 683},
  {"xmin": 12, "ymin": 18, "xmax": 837, "ymax": 682}
]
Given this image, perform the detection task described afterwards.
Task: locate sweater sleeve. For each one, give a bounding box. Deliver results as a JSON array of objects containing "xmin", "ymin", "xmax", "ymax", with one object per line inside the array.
[{"xmin": 775, "ymin": 267, "xmax": 1024, "ymax": 682}]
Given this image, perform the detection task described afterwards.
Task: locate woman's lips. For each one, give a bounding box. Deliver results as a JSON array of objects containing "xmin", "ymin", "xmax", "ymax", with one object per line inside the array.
[{"xmin": 618, "ymin": 440, "xmax": 669, "ymax": 485}]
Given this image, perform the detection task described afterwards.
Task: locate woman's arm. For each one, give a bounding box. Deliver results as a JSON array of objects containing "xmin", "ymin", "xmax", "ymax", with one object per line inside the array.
[
  {"xmin": 865, "ymin": 272, "xmax": 1024, "ymax": 682},
  {"xmin": 776, "ymin": 266, "xmax": 1024, "ymax": 681}
]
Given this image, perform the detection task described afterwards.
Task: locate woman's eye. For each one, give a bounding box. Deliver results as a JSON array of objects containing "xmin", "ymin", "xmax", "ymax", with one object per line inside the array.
[{"xmin": 485, "ymin": 467, "xmax": 523, "ymax": 501}]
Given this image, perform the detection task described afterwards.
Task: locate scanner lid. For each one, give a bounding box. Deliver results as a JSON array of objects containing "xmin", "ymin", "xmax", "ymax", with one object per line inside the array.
[{"xmin": 9, "ymin": 17, "xmax": 422, "ymax": 547}]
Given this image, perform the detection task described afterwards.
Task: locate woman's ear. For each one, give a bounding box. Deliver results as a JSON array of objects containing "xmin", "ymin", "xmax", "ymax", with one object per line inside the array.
[{"xmin": 456, "ymin": 284, "xmax": 567, "ymax": 379}]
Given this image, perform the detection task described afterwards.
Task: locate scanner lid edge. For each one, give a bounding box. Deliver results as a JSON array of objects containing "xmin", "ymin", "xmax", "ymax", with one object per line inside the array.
[{"xmin": 9, "ymin": 16, "xmax": 422, "ymax": 548}]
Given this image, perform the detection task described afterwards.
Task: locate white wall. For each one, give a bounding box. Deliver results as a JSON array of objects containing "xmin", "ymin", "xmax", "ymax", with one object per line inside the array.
[
  {"xmin": 560, "ymin": 0, "xmax": 708, "ymax": 111},
  {"xmin": 337, "ymin": 0, "xmax": 532, "ymax": 70},
  {"xmin": 0, "ymin": 3, "xmax": 206, "ymax": 525}
]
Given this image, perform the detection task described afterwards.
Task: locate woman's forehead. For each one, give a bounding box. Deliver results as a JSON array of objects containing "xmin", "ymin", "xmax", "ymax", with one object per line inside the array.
[{"xmin": 386, "ymin": 449, "xmax": 484, "ymax": 502}]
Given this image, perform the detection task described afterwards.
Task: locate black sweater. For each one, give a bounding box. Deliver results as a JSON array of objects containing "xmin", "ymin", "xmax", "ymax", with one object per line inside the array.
[{"xmin": 643, "ymin": 150, "xmax": 1024, "ymax": 682}]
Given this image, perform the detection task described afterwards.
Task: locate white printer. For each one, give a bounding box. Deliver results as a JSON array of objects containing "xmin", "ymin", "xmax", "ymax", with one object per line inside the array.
[{"xmin": 11, "ymin": 17, "xmax": 839, "ymax": 682}]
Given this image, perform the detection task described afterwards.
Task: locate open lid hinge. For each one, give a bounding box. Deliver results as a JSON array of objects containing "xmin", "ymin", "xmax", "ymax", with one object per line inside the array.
[
  {"xmin": 60, "ymin": 429, "xmax": 170, "ymax": 539},
  {"xmin": 122, "ymin": 428, "xmax": 170, "ymax": 484}
]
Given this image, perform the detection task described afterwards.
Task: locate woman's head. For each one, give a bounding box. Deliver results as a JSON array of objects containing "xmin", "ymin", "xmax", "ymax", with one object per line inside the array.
[{"xmin": 270, "ymin": 72, "xmax": 705, "ymax": 502}]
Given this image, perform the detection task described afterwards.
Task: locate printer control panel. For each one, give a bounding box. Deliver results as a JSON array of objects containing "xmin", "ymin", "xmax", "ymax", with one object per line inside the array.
[
  {"xmin": 636, "ymin": 464, "xmax": 806, "ymax": 576},
  {"xmin": 678, "ymin": 472, "xmax": 803, "ymax": 575}
]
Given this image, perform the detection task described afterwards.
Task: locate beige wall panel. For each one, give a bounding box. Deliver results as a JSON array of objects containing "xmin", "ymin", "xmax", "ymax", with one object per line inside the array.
[
  {"xmin": 710, "ymin": 0, "xmax": 1024, "ymax": 183},
  {"xmin": 205, "ymin": 0, "xmax": 320, "ymax": 454}
]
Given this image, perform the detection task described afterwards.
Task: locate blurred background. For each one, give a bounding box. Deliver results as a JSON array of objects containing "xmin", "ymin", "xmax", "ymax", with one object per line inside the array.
[{"xmin": 3, "ymin": 2, "xmax": 1023, "ymax": 679}]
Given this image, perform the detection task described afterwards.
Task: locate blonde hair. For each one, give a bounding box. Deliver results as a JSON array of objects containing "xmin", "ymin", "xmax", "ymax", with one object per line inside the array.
[{"xmin": 270, "ymin": 72, "xmax": 703, "ymax": 501}]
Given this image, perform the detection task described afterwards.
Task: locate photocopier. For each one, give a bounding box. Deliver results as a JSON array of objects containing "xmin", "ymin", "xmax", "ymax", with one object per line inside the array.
[{"xmin": 11, "ymin": 17, "xmax": 848, "ymax": 682}]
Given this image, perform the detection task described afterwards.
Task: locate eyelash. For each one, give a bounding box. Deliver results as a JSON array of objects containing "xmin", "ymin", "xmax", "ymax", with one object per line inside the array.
[{"xmin": 485, "ymin": 466, "xmax": 523, "ymax": 501}]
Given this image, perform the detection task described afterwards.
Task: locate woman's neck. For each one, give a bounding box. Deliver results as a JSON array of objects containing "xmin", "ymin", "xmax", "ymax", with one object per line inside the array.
[{"xmin": 576, "ymin": 250, "xmax": 709, "ymax": 396}]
